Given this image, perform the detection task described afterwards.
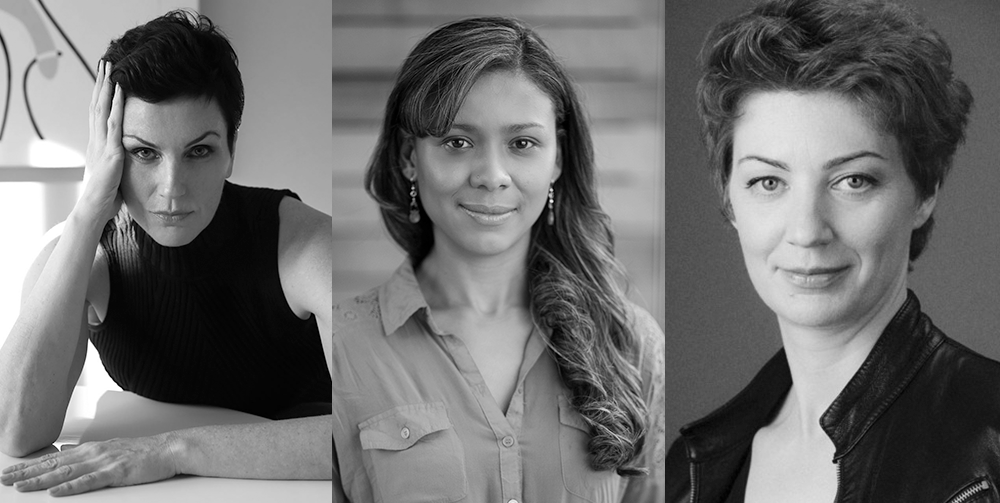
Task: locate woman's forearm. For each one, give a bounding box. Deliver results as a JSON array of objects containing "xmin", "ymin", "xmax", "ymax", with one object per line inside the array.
[
  {"xmin": 169, "ymin": 415, "xmax": 333, "ymax": 480},
  {"xmin": 0, "ymin": 211, "xmax": 105, "ymax": 456},
  {"xmin": 1, "ymin": 415, "xmax": 333, "ymax": 495},
  {"xmin": 0, "ymin": 61, "xmax": 124, "ymax": 456}
]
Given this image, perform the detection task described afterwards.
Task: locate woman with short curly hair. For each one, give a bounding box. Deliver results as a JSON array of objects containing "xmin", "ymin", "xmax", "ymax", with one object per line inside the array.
[{"xmin": 666, "ymin": 1, "xmax": 999, "ymax": 501}]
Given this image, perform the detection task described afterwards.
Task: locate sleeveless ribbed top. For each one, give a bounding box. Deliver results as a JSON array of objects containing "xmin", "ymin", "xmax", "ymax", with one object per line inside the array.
[{"xmin": 90, "ymin": 182, "xmax": 331, "ymax": 419}]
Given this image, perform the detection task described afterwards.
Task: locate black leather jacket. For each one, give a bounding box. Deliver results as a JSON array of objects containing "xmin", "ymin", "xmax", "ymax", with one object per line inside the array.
[{"xmin": 666, "ymin": 292, "xmax": 1000, "ymax": 503}]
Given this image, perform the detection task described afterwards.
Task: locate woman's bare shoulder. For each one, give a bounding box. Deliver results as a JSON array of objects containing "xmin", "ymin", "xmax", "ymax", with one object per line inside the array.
[
  {"xmin": 277, "ymin": 196, "xmax": 332, "ymax": 253},
  {"xmin": 276, "ymin": 196, "xmax": 333, "ymax": 319}
]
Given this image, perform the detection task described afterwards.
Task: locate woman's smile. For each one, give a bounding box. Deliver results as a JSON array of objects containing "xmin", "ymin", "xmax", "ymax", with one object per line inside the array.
[
  {"xmin": 408, "ymin": 70, "xmax": 561, "ymax": 259},
  {"xmin": 459, "ymin": 203, "xmax": 517, "ymax": 225},
  {"xmin": 777, "ymin": 265, "xmax": 850, "ymax": 290},
  {"xmin": 728, "ymin": 90, "xmax": 935, "ymax": 330}
]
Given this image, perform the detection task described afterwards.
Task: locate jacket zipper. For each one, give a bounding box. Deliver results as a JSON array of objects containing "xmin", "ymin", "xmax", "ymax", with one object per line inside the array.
[
  {"xmin": 835, "ymin": 460, "xmax": 842, "ymax": 502},
  {"xmin": 948, "ymin": 479, "xmax": 991, "ymax": 503},
  {"xmin": 689, "ymin": 461, "xmax": 698, "ymax": 503},
  {"xmin": 834, "ymin": 460, "xmax": 989, "ymax": 503}
]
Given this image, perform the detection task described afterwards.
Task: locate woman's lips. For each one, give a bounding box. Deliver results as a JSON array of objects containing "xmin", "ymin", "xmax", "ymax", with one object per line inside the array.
[
  {"xmin": 459, "ymin": 204, "xmax": 516, "ymax": 225},
  {"xmin": 780, "ymin": 266, "xmax": 849, "ymax": 289},
  {"xmin": 151, "ymin": 211, "xmax": 193, "ymax": 224}
]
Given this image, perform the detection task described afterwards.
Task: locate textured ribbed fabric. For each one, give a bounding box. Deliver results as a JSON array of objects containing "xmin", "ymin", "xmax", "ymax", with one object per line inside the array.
[{"xmin": 90, "ymin": 182, "xmax": 331, "ymax": 419}]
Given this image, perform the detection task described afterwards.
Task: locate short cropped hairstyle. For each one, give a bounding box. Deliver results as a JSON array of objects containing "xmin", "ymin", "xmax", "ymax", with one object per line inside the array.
[
  {"xmin": 102, "ymin": 10, "xmax": 244, "ymax": 153},
  {"xmin": 698, "ymin": 0, "xmax": 973, "ymax": 261}
]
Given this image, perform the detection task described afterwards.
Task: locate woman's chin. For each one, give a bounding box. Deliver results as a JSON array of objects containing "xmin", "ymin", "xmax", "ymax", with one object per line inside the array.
[
  {"xmin": 144, "ymin": 227, "xmax": 200, "ymax": 248},
  {"xmin": 767, "ymin": 295, "xmax": 861, "ymax": 331}
]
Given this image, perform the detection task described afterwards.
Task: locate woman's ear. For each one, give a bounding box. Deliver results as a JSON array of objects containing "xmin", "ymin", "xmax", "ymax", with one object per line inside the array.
[
  {"xmin": 723, "ymin": 189, "xmax": 738, "ymax": 230},
  {"xmin": 552, "ymin": 142, "xmax": 563, "ymax": 182},
  {"xmin": 399, "ymin": 137, "xmax": 416, "ymax": 180},
  {"xmin": 226, "ymin": 131, "xmax": 238, "ymax": 178},
  {"xmin": 914, "ymin": 186, "xmax": 939, "ymax": 229}
]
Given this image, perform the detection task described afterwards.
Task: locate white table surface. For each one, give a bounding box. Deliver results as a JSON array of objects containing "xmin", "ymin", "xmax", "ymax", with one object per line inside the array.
[{"xmin": 0, "ymin": 386, "xmax": 332, "ymax": 502}]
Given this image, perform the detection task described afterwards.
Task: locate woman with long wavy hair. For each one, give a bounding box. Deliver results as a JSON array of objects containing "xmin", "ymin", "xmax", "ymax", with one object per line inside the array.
[{"xmin": 329, "ymin": 16, "xmax": 664, "ymax": 502}]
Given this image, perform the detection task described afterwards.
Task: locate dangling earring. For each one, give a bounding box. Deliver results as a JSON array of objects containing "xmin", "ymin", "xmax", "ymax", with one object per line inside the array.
[
  {"xmin": 409, "ymin": 178, "xmax": 421, "ymax": 223},
  {"xmin": 546, "ymin": 184, "xmax": 555, "ymax": 226}
]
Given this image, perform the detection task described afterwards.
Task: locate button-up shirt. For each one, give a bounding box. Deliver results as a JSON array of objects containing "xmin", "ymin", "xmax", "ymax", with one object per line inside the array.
[{"xmin": 331, "ymin": 261, "xmax": 665, "ymax": 502}]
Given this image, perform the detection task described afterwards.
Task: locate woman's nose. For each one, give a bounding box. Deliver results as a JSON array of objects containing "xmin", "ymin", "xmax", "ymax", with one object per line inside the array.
[
  {"xmin": 158, "ymin": 159, "xmax": 187, "ymax": 198},
  {"xmin": 785, "ymin": 189, "xmax": 834, "ymax": 247},
  {"xmin": 470, "ymin": 145, "xmax": 511, "ymax": 191}
]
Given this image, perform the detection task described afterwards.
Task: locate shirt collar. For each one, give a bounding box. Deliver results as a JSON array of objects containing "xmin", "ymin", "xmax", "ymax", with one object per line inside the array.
[
  {"xmin": 375, "ymin": 260, "xmax": 549, "ymax": 345},
  {"xmin": 377, "ymin": 260, "xmax": 431, "ymax": 336}
]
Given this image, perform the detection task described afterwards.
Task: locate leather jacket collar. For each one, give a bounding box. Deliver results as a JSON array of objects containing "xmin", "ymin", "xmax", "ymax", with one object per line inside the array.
[{"xmin": 679, "ymin": 290, "xmax": 944, "ymax": 464}]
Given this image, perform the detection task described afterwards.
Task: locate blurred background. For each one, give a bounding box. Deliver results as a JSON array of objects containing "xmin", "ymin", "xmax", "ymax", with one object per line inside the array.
[
  {"xmin": 665, "ymin": 0, "xmax": 1000, "ymax": 445},
  {"xmin": 329, "ymin": 0, "xmax": 666, "ymax": 328},
  {"xmin": 0, "ymin": 0, "xmax": 333, "ymax": 389}
]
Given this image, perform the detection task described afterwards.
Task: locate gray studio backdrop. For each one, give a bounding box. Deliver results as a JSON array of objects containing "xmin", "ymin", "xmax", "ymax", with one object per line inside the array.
[{"xmin": 665, "ymin": 0, "xmax": 1000, "ymax": 444}]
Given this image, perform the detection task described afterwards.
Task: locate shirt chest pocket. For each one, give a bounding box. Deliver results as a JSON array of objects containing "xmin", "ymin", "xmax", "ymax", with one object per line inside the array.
[
  {"xmin": 359, "ymin": 401, "xmax": 468, "ymax": 503},
  {"xmin": 558, "ymin": 395, "xmax": 623, "ymax": 503}
]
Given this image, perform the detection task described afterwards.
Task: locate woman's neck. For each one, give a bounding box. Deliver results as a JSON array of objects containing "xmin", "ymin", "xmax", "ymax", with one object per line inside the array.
[
  {"xmin": 776, "ymin": 283, "xmax": 909, "ymax": 435},
  {"xmin": 416, "ymin": 239, "xmax": 530, "ymax": 316}
]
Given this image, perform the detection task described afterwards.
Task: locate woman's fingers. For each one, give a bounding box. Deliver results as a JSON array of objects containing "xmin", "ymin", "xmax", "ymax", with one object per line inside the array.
[
  {"xmin": 91, "ymin": 61, "xmax": 114, "ymax": 145},
  {"xmin": 6, "ymin": 457, "xmax": 117, "ymax": 497},
  {"xmin": 1, "ymin": 437, "xmax": 176, "ymax": 496},
  {"xmin": 2, "ymin": 446, "xmax": 106, "ymax": 493},
  {"xmin": 1, "ymin": 449, "xmax": 83, "ymax": 483},
  {"xmin": 49, "ymin": 469, "xmax": 118, "ymax": 497},
  {"xmin": 11, "ymin": 461, "xmax": 81, "ymax": 491},
  {"xmin": 1, "ymin": 450, "xmax": 62, "ymax": 480},
  {"xmin": 107, "ymin": 83, "xmax": 125, "ymax": 150},
  {"xmin": 88, "ymin": 60, "xmax": 105, "ymax": 140}
]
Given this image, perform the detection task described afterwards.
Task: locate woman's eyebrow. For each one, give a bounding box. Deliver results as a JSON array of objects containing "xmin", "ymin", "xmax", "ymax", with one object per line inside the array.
[
  {"xmin": 822, "ymin": 151, "xmax": 886, "ymax": 170},
  {"xmin": 504, "ymin": 122, "xmax": 545, "ymax": 134},
  {"xmin": 735, "ymin": 151, "xmax": 887, "ymax": 171},
  {"xmin": 184, "ymin": 131, "xmax": 221, "ymax": 147},
  {"xmin": 449, "ymin": 122, "xmax": 546, "ymax": 135},
  {"xmin": 121, "ymin": 131, "xmax": 221, "ymax": 148},
  {"xmin": 736, "ymin": 155, "xmax": 788, "ymax": 170},
  {"xmin": 122, "ymin": 134, "xmax": 157, "ymax": 148}
]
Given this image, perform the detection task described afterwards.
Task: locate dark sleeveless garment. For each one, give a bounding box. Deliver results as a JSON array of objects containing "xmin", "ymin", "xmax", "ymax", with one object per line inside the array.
[{"xmin": 90, "ymin": 182, "xmax": 331, "ymax": 419}]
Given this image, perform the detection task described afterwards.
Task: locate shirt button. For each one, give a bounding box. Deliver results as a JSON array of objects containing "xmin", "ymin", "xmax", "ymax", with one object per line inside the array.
[
  {"xmin": 507, "ymin": 499, "xmax": 519, "ymax": 503},
  {"xmin": 501, "ymin": 435, "xmax": 515, "ymax": 447},
  {"xmin": 400, "ymin": 427, "xmax": 410, "ymax": 439}
]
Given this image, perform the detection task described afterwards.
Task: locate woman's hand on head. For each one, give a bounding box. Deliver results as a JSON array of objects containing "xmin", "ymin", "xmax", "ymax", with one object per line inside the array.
[
  {"xmin": 76, "ymin": 60, "xmax": 126, "ymax": 226},
  {"xmin": 0, "ymin": 434, "xmax": 180, "ymax": 497}
]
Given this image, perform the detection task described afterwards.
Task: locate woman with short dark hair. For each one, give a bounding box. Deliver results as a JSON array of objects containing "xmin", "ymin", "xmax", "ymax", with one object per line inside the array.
[
  {"xmin": 0, "ymin": 11, "xmax": 332, "ymax": 496},
  {"xmin": 666, "ymin": 0, "xmax": 997, "ymax": 501}
]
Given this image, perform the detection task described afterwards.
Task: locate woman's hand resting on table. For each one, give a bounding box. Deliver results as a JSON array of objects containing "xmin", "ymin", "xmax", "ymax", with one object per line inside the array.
[{"xmin": 0, "ymin": 434, "xmax": 180, "ymax": 497}]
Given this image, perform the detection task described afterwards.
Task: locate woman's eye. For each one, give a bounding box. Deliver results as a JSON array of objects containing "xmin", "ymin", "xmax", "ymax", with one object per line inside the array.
[
  {"xmin": 835, "ymin": 174, "xmax": 877, "ymax": 192},
  {"xmin": 443, "ymin": 138, "xmax": 472, "ymax": 150},
  {"xmin": 189, "ymin": 145, "xmax": 213, "ymax": 158},
  {"xmin": 511, "ymin": 138, "xmax": 537, "ymax": 150},
  {"xmin": 747, "ymin": 176, "xmax": 785, "ymax": 195},
  {"xmin": 131, "ymin": 148, "xmax": 158, "ymax": 161}
]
